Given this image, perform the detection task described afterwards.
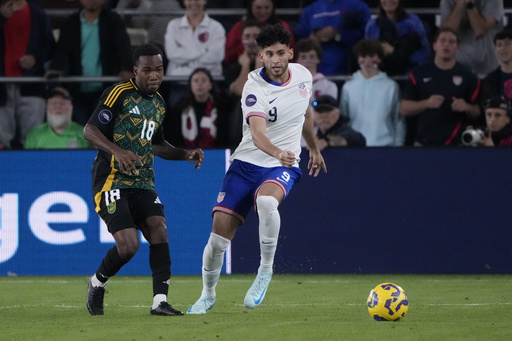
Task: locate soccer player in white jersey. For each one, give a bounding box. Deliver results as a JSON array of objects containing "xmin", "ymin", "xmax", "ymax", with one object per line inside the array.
[{"xmin": 187, "ymin": 24, "xmax": 327, "ymax": 314}]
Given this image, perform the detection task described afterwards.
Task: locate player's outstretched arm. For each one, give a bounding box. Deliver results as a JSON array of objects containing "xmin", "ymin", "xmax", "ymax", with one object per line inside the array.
[
  {"xmin": 153, "ymin": 140, "xmax": 204, "ymax": 169},
  {"xmin": 84, "ymin": 123, "xmax": 143, "ymax": 175},
  {"xmin": 302, "ymin": 107, "xmax": 327, "ymax": 177}
]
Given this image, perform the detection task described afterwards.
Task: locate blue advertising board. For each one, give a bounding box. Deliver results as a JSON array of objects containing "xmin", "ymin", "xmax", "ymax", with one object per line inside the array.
[
  {"xmin": 2, "ymin": 148, "xmax": 512, "ymax": 276},
  {"xmin": 0, "ymin": 150, "xmax": 226, "ymax": 276},
  {"xmin": 232, "ymin": 148, "xmax": 512, "ymax": 274}
]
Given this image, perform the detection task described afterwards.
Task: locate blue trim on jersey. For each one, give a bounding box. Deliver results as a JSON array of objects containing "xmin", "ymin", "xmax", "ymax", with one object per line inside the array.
[{"xmin": 259, "ymin": 68, "xmax": 284, "ymax": 86}]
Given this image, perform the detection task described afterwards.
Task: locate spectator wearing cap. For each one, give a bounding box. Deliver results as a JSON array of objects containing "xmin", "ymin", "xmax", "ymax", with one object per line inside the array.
[
  {"xmin": 312, "ymin": 94, "xmax": 366, "ymax": 149},
  {"xmin": 340, "ymin": 38, "xmax": 404, "ymax": 146},
  {"xmin": 24, "ymin": 87, "xmax": 91, "ymax": 150},
  {"xmin": 469, "ymin": 96, "xmax": 512, "ymax": 147},
  {"xmin": 481, "ymin": 29, "xmax": 512, "ymax": 105}
]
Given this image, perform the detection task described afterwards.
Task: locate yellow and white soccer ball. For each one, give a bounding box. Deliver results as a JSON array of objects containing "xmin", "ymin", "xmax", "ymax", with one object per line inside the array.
[{"xmin": 367, "ymin": 282, "xmax": 409, "ymax": 321}]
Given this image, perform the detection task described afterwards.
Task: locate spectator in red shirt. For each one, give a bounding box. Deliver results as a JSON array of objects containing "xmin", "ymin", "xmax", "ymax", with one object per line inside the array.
[
  {"xmin": 224, "ymin": 0, "xmax": 295, "ymax": 65},
  {"xmin": 0, "ymin": 0, "xmax": 55, "ymax": 149}
]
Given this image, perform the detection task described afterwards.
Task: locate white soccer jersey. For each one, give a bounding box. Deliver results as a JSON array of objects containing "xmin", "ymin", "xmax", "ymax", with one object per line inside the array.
[{"xmin": 230, "ymin": 63, "xmax": 313, "ymax": 168}]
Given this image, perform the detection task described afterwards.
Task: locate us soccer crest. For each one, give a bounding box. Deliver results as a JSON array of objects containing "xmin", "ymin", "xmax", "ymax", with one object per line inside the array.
[
  {"xmin": 298, "ymin": 83, "xmax": 308, "ymax": 97},
  {"xmin": 217, "ymin": 192, "xmax": 225, "ymax": 203},
  {"xmin": 198, "ymin": 32, "xmax": 209, "ymax": 42},
  {"xmin": 452, "ymin": 76, "xmax": 462, "ymax": 86}
]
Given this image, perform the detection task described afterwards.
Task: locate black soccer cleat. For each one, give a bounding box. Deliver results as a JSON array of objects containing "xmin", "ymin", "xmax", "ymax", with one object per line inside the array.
[
  {"xmin": 86, "ymin": 276, "xmax": 106, "ymax": 316},
  {"xmin": 150, "ymin": 302, "xmax": 184, "ymax": 316}
]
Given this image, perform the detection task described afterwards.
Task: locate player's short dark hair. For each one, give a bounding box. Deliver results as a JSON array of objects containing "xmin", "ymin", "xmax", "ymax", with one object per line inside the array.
[
  {"xmin": 132, "ymin": 43, "xmax": 163, "ymax": 66},
  {"xmin": 294, "ymin": 39, "xmax": 323, "ymax": 60},
  {"xmin": 434, "ymin": 27, "xmax": 459, "ymax": 45},
  {"xmin": 352, "ymin": 38, "xmax": 383, "ymax": 59},
  {"xmin": 256, "ymin": 24, "xmax": 291, "ymax": 49},
  {"xmin": 494, "ymin": 29, "xmax": 512, "ymax": 44}
]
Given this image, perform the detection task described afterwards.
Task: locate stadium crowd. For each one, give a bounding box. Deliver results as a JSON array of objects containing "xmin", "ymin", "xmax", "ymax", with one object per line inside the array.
[{"xmin": 0, "ymin": 0, "xmax": 511, "ymax": 150}]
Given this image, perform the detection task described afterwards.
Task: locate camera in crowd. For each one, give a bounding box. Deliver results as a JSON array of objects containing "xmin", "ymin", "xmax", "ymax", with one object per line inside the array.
[{"xmin": 461, "ymin": 128, "xmax": 485, "ymax": 146}]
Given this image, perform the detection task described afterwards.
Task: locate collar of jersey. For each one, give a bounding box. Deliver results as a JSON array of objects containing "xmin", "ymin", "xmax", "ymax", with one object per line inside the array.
[{"xmin": 259, "ymin": 68, "xmax": 292, "ymax": 86}]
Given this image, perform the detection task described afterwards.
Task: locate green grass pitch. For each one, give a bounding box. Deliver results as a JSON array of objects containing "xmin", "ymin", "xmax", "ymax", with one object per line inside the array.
[{"xmin": 1, "ymin": 274, "xmax": 511, "ymax": 340}]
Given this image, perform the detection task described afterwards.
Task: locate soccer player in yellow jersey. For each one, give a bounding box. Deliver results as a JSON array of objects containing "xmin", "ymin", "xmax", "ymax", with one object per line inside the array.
[{"xmin": 84, "ymin": 43, "xmax": 204, "ymax": 316}]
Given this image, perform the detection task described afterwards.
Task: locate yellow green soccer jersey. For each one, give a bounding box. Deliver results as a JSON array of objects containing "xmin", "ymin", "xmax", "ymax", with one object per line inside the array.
[{"xmin": 87, "ymin": 79, "xmax": 167, "ymax": 193}]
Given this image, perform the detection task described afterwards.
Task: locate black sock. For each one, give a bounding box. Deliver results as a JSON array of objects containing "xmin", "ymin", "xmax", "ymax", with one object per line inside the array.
[
  {"xmin": 149, "ymin": 243, "xmax": 171, "ymax": 296},
  {"xmin": 96, "ymin": 246, "xmax": 128, "ymax": 283}
]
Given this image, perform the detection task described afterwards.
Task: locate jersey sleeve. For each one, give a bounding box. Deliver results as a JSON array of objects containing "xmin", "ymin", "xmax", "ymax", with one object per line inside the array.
[
  {"xmin": 87, "ymin": 84, "xmax": 124, "ymax": 137},
  {"xmin": 241, "ymin": 76, "xmax": 267, "ymax": 124}
]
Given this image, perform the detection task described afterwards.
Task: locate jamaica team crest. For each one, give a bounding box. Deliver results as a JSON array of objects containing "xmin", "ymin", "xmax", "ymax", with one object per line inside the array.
[{"xmin": 107, "ymin": 201, "xmax": 117, "ymax": 214}]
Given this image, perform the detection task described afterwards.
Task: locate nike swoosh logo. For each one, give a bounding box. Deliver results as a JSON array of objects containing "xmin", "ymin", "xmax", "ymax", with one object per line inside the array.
[
  {"xmin": 269, "ymin": 97, "xmax": 277, "ymax": 104},
  {"xmin": 253, "ymin": 287, "xmax": 267, "ymax": 305}
]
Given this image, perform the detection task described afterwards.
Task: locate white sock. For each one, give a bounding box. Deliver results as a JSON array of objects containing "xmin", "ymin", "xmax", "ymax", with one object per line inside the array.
[
  {"xmin": 152, "ymin": 294, "xmax": 167, "ymax": 309},
  {"xmin": 91, "ymin": 274, "xmax": 107, "ymax": 288},
  {"xmin": 256, "ymin": 196, "xmax": 280, "ymax": 274},
  {"xmin": 202, "ymin": 232, "xmax": 230, "ymax": 296}
]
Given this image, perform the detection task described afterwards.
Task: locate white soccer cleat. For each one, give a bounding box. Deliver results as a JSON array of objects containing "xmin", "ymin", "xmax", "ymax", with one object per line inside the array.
[
  {"xmin": 244, "ymin": 271, "xmax": 272, "ymax": 309},
  {"xmin": 187, "ymin": 294, "xmax": 216, "ymax": 314}
]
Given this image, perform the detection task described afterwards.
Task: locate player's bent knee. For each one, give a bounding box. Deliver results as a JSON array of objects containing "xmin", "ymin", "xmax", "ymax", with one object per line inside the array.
[
  {"xmin": 256, "ymin": 196, "xmax": 279, "ymax": 214},
  {"xmin": 117, "ymin": 239, "xmax": 139, "ymax": 260},
  {"xmin": 143, "ymin": 216, "xmax": 168, "ymax": 244},
  {"xmin": 207, "ymin": 232, "xmax": 231, "ymax": 253}
]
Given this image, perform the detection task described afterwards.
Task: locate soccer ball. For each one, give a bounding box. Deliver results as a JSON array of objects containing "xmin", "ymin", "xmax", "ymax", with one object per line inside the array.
[{"xmin": 367, "ymin": 282, "xmax": 409, "ymax": 321}]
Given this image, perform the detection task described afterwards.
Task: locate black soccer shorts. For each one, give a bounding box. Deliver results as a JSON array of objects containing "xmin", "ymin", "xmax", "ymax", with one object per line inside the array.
[{"xmin": 95, "ymin": 188, "xmax": 165, "ymax": 234}]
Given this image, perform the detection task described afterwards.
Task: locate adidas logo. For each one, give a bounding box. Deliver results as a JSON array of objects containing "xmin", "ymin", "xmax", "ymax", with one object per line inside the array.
[
  {"xmin": 130, "ymin": 106, "xmax": 141, "ymax": 115},
  {"xmin": 154, "ymin": 197, "xmax": 162, "ymax": 204}
]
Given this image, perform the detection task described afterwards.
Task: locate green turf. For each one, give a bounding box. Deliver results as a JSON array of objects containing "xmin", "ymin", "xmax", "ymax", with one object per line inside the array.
[{"xmin": 1, "ymin": 274, "xmax": 511, "ymax": 340}]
